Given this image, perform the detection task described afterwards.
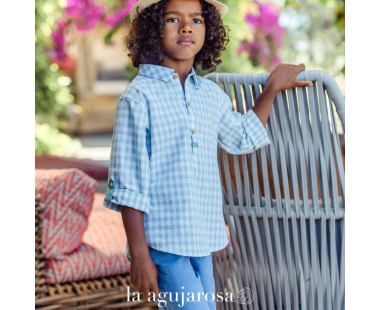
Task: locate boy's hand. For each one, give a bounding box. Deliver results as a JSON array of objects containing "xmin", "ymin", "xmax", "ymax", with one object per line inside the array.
[
  {"xmin": 120, "ymin": 206, "xmax": 159, "ymax": 301},
  {"xmin": 130, "ymin": 253, "xmax": 160, "ymax": 301},
  {"xmin": 251, "ymin": 63, "xmax": 313, "ymax": 127},
  {"xmin": 265, "ymin": 63, "xmax": 313, "ymax": 95}
]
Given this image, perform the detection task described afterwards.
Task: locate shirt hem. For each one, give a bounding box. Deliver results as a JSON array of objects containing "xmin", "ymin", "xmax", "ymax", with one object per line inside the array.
[
  {"xmin": 126, "ymin": 238, "xmax": 229, "ymax": 263},
  {"xmin": 144, "ymin": 240, "xmax": 229, "ymax": 258}
]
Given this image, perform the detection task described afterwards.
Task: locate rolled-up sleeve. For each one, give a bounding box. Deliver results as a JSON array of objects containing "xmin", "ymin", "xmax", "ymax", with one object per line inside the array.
[
  {"xmin": 217, "ymin": 90, "xmax": 271, "ymax": 154},
  {"xmin": 103, "ymin": 96, "xmax": 150, "ymax": 215}
]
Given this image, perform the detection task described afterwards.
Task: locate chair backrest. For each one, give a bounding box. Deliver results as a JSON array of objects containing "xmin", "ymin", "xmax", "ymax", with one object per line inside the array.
[
  {"xmin": 205, "ymin": 70, "xmax": 345, "ymax": 220},
  {"xmin": 205, "ymin": 70, "xmax": 345, "ymax": 310}
]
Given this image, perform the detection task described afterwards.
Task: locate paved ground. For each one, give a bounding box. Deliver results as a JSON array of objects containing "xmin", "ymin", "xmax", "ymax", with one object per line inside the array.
[
  {"xmin": 70, "ymin": 133, "xmax": 113, "ymax": 193},
  {"xmin": 74, "ymin": 133, "xmax": 113, "ymax": 165}
]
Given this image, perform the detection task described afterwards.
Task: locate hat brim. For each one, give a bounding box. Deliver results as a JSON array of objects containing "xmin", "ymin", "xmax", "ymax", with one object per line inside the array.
[{"xmin": 130, "ymin": 0, "xmax": 228, "ymax": 22}]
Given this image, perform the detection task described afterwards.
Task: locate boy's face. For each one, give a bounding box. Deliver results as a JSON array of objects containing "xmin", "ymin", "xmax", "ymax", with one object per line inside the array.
[{"xmin": 161, "ymin": 0, "xmax": 206, "ymax": 63}]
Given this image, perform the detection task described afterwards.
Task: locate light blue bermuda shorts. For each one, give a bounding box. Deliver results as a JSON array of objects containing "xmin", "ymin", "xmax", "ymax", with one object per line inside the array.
[{"xmin": 149, "ymin": 246, "xmax": 216, "ymax": 310}]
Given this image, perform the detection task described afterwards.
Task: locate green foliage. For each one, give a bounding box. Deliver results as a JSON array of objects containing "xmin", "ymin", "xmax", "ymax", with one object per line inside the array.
[
  {"xmin": 280, "ymin": 1, "xmax": 345, "ymax": 78},
  {"xmin": 35, "ymin": 0, "xmax": 82, "ymax": 155},
  {"xmin": 285, "ymin": 0, "xmax": 344, "ymax": 33},
  {"xmin": 282, "ymin": 0, "xmax": 345, "ymax": 74},
  {"xmin": 334, "ymin": 0, "xmax": 345, "ymax": 35},
  {"xmin": 104, "ymin": 22, "xmax": 122, "ymax": 45},
  {"xmin": 35, "ymin": 122, "xmax": 83, "ymax": 156},
  {"xmin": 124, "ymin": 61, "xmax": 139, "ymax": 80},
  {"xmin": 35, "ymin": 0, "xmax": 74, "ymax": 126},
  {"xmin": 103, "ymin": 14, "xmax": 131, "ymax": 45}
]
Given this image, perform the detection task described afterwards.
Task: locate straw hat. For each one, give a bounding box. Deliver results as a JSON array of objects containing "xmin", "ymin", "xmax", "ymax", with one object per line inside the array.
[{"xmin": 130, "ymin": 0, "xmax": 229, "ymax": 22}]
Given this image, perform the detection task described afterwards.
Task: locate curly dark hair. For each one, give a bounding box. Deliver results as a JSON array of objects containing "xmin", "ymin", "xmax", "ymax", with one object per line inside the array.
[{"xmin": 123, "ymin": 0, "xmax": 230, "ymax": 72}]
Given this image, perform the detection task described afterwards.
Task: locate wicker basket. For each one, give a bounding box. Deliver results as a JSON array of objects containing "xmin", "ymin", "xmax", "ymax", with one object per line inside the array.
[{"xmin": 35, "ymin": 193, "xmax": 159, "ymax": 310}]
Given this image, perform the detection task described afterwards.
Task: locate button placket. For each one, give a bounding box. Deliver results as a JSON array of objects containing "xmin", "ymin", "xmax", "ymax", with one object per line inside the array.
[
  {"xmin": 173, "ymin": 73, "xmax": 191, "ymax": 168},
  {"xmin": 190, "ymin": 125, "xmax": 198, "ymax": 168},
  {"xmin": 184, "ymin": 96, "xmax": 197, "ymax": 168},
  {"xmin": 175, "ymin": 73, "xmax": 198, "ymax": 169}
]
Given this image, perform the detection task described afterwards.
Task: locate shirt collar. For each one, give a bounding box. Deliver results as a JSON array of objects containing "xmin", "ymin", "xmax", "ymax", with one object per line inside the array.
[{"xmin": 138, "ymin": 63, "xmax": 200, "ymax": 89}]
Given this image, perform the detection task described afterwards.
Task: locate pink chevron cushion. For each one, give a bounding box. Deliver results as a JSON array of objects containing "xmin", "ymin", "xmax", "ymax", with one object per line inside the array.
[
  {"xmin": 45, "ymin": 193, "xmax": 130, "ymax": 284},
  {"xmin": 35, "ymin": 168, "xmax": 98, "ymax": 260}
]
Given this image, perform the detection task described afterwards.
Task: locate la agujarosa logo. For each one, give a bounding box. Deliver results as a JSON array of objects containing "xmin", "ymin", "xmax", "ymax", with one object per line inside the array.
[{"xmin": 125, "ymin": 286, "xmax": 254, "ymax": 307}]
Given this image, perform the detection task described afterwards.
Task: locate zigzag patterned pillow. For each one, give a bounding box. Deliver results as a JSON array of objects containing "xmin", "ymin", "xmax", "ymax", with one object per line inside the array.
[
  {"xmin": 45, "ymin": 193, "xmax": 130, "ymax": 284},
  {"xmin": 35, "ymin": 168, "xmax": 98, "ymax": 260}
]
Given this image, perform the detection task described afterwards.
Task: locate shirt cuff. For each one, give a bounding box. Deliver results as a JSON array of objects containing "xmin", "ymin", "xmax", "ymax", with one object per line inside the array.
[
  {"xmin": 103, "ymin": 188, "xmax": 150, "ymax": 215},
  {"xmin": 242, "ymin": 108, "xmax": 271, "ymax": 149}
]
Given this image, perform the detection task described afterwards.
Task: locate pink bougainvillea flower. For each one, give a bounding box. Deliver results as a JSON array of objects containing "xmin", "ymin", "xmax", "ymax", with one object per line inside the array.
[
  {"xmin": 239, "ymin": 0, "xmax": 286, "ymax": 72},
  {"xmin": 246, "ymin": 13, "xmax": 260, "ymax": 29},
  {"xmin": 66, "ymin": 0, "xmax": 106, "ymax": 32},
  {"xmin": 104, "ymin": 0, "xmax": 137, "ymax": 27},
  {"xmin": 49, "ymin": 19, "xmax": 68, "ymax": 62},
  {"xmin": 47, "ymin": 0, "xmax": 139, "ymax": 64},
  {"xmin": 260, "ymin": 3, "xmax": 280, "ymax": 33}
]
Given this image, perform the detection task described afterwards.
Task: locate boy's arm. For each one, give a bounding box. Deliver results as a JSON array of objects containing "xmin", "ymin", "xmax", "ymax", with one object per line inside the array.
[
  {"xmin": 216, "ymin": 63, "xmax": 313, "ymax": 155},
  {"xmin": 103, "ymin": 96, "xmax": 151, "ymax": 214},
  {"xmin": 103, "ymin": 96, "xmax": 159, "ymax": 300},
  {"xmin": 216, "ymin": 91, "xmax": 271, "ymax": 155},
  {"xmin": 120, "ymin": 205, "xmax": 150, "ymax": 259},
  {"xmin": 120, "ymin": 205, "xmax": 160, "ymax": 300},
  {"xmin": 252, "ymin": 63, "xmax": 313, "ymax": 127}
]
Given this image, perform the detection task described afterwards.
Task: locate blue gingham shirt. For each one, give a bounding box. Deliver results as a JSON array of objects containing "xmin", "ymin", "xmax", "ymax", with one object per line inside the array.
[{"xmin": 103, "ymin": 64, "xmax": 270, "ymax": 262}]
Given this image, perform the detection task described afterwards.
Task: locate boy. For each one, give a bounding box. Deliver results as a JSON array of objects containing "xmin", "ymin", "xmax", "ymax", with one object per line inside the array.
[{"xmin": 103, "ymin": 0, "xmax": 313, "ymax": 309}]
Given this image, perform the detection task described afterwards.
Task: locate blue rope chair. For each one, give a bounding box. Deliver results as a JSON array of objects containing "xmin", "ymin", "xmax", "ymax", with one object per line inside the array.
[{"xmin": 205, "ymin": 70, "xmax": 345, "ymax": 310}]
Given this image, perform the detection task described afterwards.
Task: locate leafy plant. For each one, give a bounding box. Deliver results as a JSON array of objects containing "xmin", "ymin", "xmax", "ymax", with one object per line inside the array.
[
  {"xmin": 36, "ymin": 0, "xmax": 75, "ymax": 122},
  {"xmin": 35, "ymin": 122, "xmax": 82, "ymax": 156},
  {"xmin": 282, "ymin": 0, "xmax": 345, "ymax": 76},
  {"xmin": 35, "ymin": 0, "xmax": 81, "ymax": 153}
]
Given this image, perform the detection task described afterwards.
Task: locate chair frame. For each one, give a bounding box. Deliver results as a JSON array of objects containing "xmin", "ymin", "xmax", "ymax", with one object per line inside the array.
[{"xmin": 206, "ymin": 70, "xmax": 345, "ymax": 310}]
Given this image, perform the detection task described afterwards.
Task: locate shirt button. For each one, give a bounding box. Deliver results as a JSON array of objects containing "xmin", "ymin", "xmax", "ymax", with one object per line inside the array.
[
  {"xmin": 187, "ymin": 102, "xmax": 190, "ymax": 106},
  {"xmin": 173, "ymin": 75, "xmax": 178, "ymax": 79},
  {"xmin": 192, "ymin": 130, "xmax": 195, "ymax": 135}
]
